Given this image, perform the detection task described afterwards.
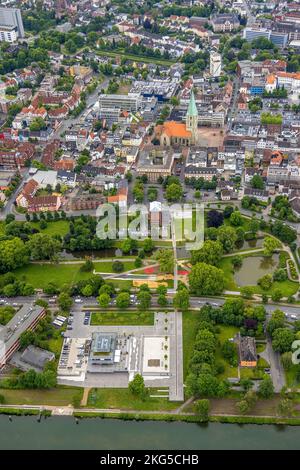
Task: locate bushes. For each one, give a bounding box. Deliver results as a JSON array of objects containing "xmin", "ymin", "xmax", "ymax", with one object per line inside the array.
[{"xmin": 288, "ymin": 259, "xmax": 298, "ymax": 280}]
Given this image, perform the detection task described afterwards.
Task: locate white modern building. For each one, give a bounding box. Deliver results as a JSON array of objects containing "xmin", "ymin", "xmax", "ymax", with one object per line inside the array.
[
  {"xmin": 210, "ymin": 51, "xmax": 222, "ymax": 78},
  {"xmin": 0, "ymin": 7, "xmax": 24, "ymax": 42},
  {"xmin": 0, "ymin": 24, "xmax": 17, "ymax": 42}
]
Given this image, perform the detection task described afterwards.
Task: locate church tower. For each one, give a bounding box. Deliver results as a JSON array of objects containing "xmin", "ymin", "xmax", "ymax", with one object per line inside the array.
[{"xmin": 186, "ymin": 90, "xmax": 198, "ymax": 145}]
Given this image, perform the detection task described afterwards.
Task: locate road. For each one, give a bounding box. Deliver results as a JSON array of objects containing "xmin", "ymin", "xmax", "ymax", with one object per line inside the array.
[
  {"xmin": 3, "ymin": 294, "xmax": 300, "ymax": 320},
  {"xmin": 241, "ymin": 0, "xmax": 256, "ymax": 26},
  {"xmin": 261, "ymin": 336, "xmax": 286, "ymax": 393}
]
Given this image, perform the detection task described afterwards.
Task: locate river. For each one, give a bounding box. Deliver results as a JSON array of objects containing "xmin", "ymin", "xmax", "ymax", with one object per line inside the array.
[{"xmin": 1, "ymin": 416, "xmax": 300, "ymax": 450}]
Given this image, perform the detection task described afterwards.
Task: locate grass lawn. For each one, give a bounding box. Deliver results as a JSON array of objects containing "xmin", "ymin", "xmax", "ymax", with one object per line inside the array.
[
  {"xmin": 239, "ymin": 368, "xmax": 265, "ymax": 380},
  {"xmin": 12, "ymin": 261, "xmax": 135, "ymax": 289},
  {"xmin": 91, "ymin": 311, "xmax": 154, "ymax": 326},
  {"xmin": 93, "ymin": 261, "xmax": 135, "ymax": 273},
  {"xmin": 223, "ymin": 215, "xmax": 252, "ymax": 232},
  {"xmin": 13, "ymin": 263, "xmax": 95, "ymax": 289},
  {"xmin": 0, "ymin": 386, "xmax": 83, "ymax": 406},
  {"xmin": 48, "ymin": 335, "xmax": 64, "ymax": 358},
  {"xmin": 87, "ymin": 388, "xmax": 180, "ymax": 411},
  {"xmin": 219, "ymin": 257, "xmax": 239, "ymax": 291},
  {"xmin": 109, "ymin": 279, "xmax": 133, "ymax": 290},
  {"xmin": 285, "ymin": 364, "xmax": 300, "ymax": 388},
  {"xmin": 216, "ymin": 325, "xmax": 239, "ymax": 380},
  {"xmin": 30, "ymin": 220, "xmax": 70, "ymax": 236},
  {"xmin": 253, "ymin": 279, "xmax": 299, "ymax": 297},
  {"xmin": 209, "ymin": 397, "xmax": 282, "ymax": 417},
  {"xmin": 182, "ymin": 310, "xmax": 202, "ymax": 379},
  {"xmin": 257, "ymin": 343, "xmax": 266, "ymax": 354}
]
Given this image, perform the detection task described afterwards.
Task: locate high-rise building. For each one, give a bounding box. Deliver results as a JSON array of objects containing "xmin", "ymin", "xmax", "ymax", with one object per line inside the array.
[
  {"xmin": 0, "ymin": 7, "xmax": 24, "ymax": 42},
  {"xmin": 210, "ymin": 51, "xmax": 222, "ymax": 78}
]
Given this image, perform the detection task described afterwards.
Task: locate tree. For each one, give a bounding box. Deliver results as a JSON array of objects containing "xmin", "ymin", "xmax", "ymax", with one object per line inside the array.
[
  {"xmin": 195, "ymin": 399, "xmax": 210, "ymax": 422},
  {"xmin": 263, "ymin": 237, "xmax": 281, "ymax": 256},
  {"xmin": 81, "ymin": 284, "xmax": 93, "ymax": 297},
  {"xmin": 99, "ymin": 283, "xmax": 115, "ymax": 297},
  {"xmin": 143, "ymin": 238, "xmax": 154, "ymax": 253},
  {"xmin": 271, "ymin": 288, "xmax": 283, "ymax": 303},
  {"xmin": 197, "ymin": 373, "xmax": 220, "ymax": 397},
  {"xmin": 58, "ymin": 292, "xmax": 73, "ymax": 312},
  {"xmin": 223, "ymin": 205, "xmax": 234, "ymax": 219},
  {"xmin": 191, "ymin": 240, "xmax": 223, "ymax": 266},
  {"xmin": 258, "ymin": 274, "xmax": 273, "ymax": 291},
  {"xmin": 189, "ymin": 262, "xmax": 225, "ymax": 296},
  {"xmin": 217, "ymin": 226, "xmax": 238, "ymax": 253},
  {"xmin": 97, "ymin": 293, "xmax": 110, "ymax": 308},
  {"xmin": 80, "ymin": 259, "xmax": 94, "ymax": 272},
  {"xmin": 273, "ymin": 268, "xmax": 287, "ymax": 282},
  {"xmin": 207, "ymin": 210, "xmax": 224, "ymax": 228},
  {"xmin": 0, "ymin": 238, "xmax": 29, "ymax": 273},
  {"xmin": 272, "ymin": 328, "xmax": 295, "ymax": 353},
  {"xmin": 157, "ymin": 294, "xmax": 168, "ymax": 307},
  {"xmin": 222, "ymin": 340, "xmax": 237, "ymax": 365},
  {"xmin": 134, "ymin": 257, "xmax": 143, "ymax": 268},
  {"xmin": 249, "ymin": 218, "xmax": 260, "ymax": 235},
  {"xmin": 277, "ymin": 399, "xmax": 293, "ymax": 417},
  {"xmin": 116, "ymin": 292, "xmax": 130, "ymax": 309},
  {"xmin": 137, "ymin": 290, "xmax": 152, "ymax": 310},
  {"xmin": 129, "ymin": 373, "xmax": 147, "ymax": 398},
  {"xmin": 251, "ymin": 174, "xmax": 264, "ymax": 190},
  {"xmin": 19, "ymin": 330, "xmax": 35, "ymax": 349},
  {"xmin": 27, "ymin": 233, "xmax": 61, "ymax": 261},
  {"xmin": 121, "ymin": 238, "xmax": 136, "ymax": 254},
  {"xmin": 155, "ymin": 249, "xmax": 174, "ymax": 273},
  {"xmin": 236, "ymin": 399, "xmax": 250, "ymax": 414},
  {"xmin": 112, "ymin": 260, "xmax": 124, "ymax": 273},
  {"xmin": 165, "ymin": 182, "xmax": 183, "ymax": 202},
  {"xmin": 231, "ymin": 255, "xmax": 243, "ymax": 268},
  {"xmin": 267, "ymin": 309, "xmax": 285, "ymax": 335},
  {"xmin": 240, "ymin": 378, "xmax": 253, "ymax": 392},
  {"xmin": 29, "ymin": 117, "xmax": 47, "ymax": 132},
  {"xmin": 258, "ymin": 376, "xmax": 274, "ymax": 399},
  {"xmin": 240, "ymin": 286, "xmax": 253, "ymax": 299},
  {"xmin": 173, "ymin": 288, "xmax": 190, "ymax": 310},
  {"xmin": 271, "ymin": 221, "xmax": 297, "ymax": 244},
  {"xmin": 230, "ymin": 211, "xmax": 243, "ymax": 226}
]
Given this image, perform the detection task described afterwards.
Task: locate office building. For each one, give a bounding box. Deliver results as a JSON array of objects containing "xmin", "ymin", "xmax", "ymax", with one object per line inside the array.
[{"xmin": 0, "ymin": 7, "xmax": 24, "ymax": 41}]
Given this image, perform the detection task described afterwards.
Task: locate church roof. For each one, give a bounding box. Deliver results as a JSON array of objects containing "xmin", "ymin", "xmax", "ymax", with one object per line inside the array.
[
  {"xmin": 160, "ymin": 121, "xmax": 192, "ymax": 138},
  {"xmin": 187, "ymin": 90, "xmax": 198, "ymax": 117}
]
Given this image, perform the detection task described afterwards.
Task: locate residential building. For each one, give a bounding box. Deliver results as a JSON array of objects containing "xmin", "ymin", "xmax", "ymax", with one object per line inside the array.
[{"xmin": 239, "ymin": 336, "xmax": 257, "ymax": 368}]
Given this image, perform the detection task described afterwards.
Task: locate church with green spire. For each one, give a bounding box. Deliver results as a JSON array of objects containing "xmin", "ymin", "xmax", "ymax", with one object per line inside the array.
[
  {"xmin": 156, "ymin": 89, "xmax": 199, "ymax": 147},
  {"xmin": 185, "ymin": 90, "xmax": 198, "ymax": 145}
]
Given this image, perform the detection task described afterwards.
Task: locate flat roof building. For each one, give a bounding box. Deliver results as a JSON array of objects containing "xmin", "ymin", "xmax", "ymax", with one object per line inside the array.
[
  {"xmin": 89, "ymin": 332, "xmax": 117, "ymax": 368},
  {"xmin": 0, "ymin": 7, "xmax": 24, "ymax": 40},
  {"xmin": 0, "ymin": 304, "xmax": 46, "ymax": 369}
]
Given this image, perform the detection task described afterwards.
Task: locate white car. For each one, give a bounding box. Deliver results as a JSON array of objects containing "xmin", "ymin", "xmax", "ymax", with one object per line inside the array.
[{"xmin": 74, "ymin": 298, "xmax": 82, "ymax": 304}]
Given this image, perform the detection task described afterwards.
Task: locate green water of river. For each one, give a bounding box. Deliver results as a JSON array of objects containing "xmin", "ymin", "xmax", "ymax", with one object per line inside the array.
[{"xmin": 1, "ymin": 416, "xmax": 300, "ymax": 450}]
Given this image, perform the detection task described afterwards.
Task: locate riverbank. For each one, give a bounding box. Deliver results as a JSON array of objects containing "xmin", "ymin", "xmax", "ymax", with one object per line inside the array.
[{"xmin": 1, "ymin": 404, "xmax": 300, "ymax": 426}]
